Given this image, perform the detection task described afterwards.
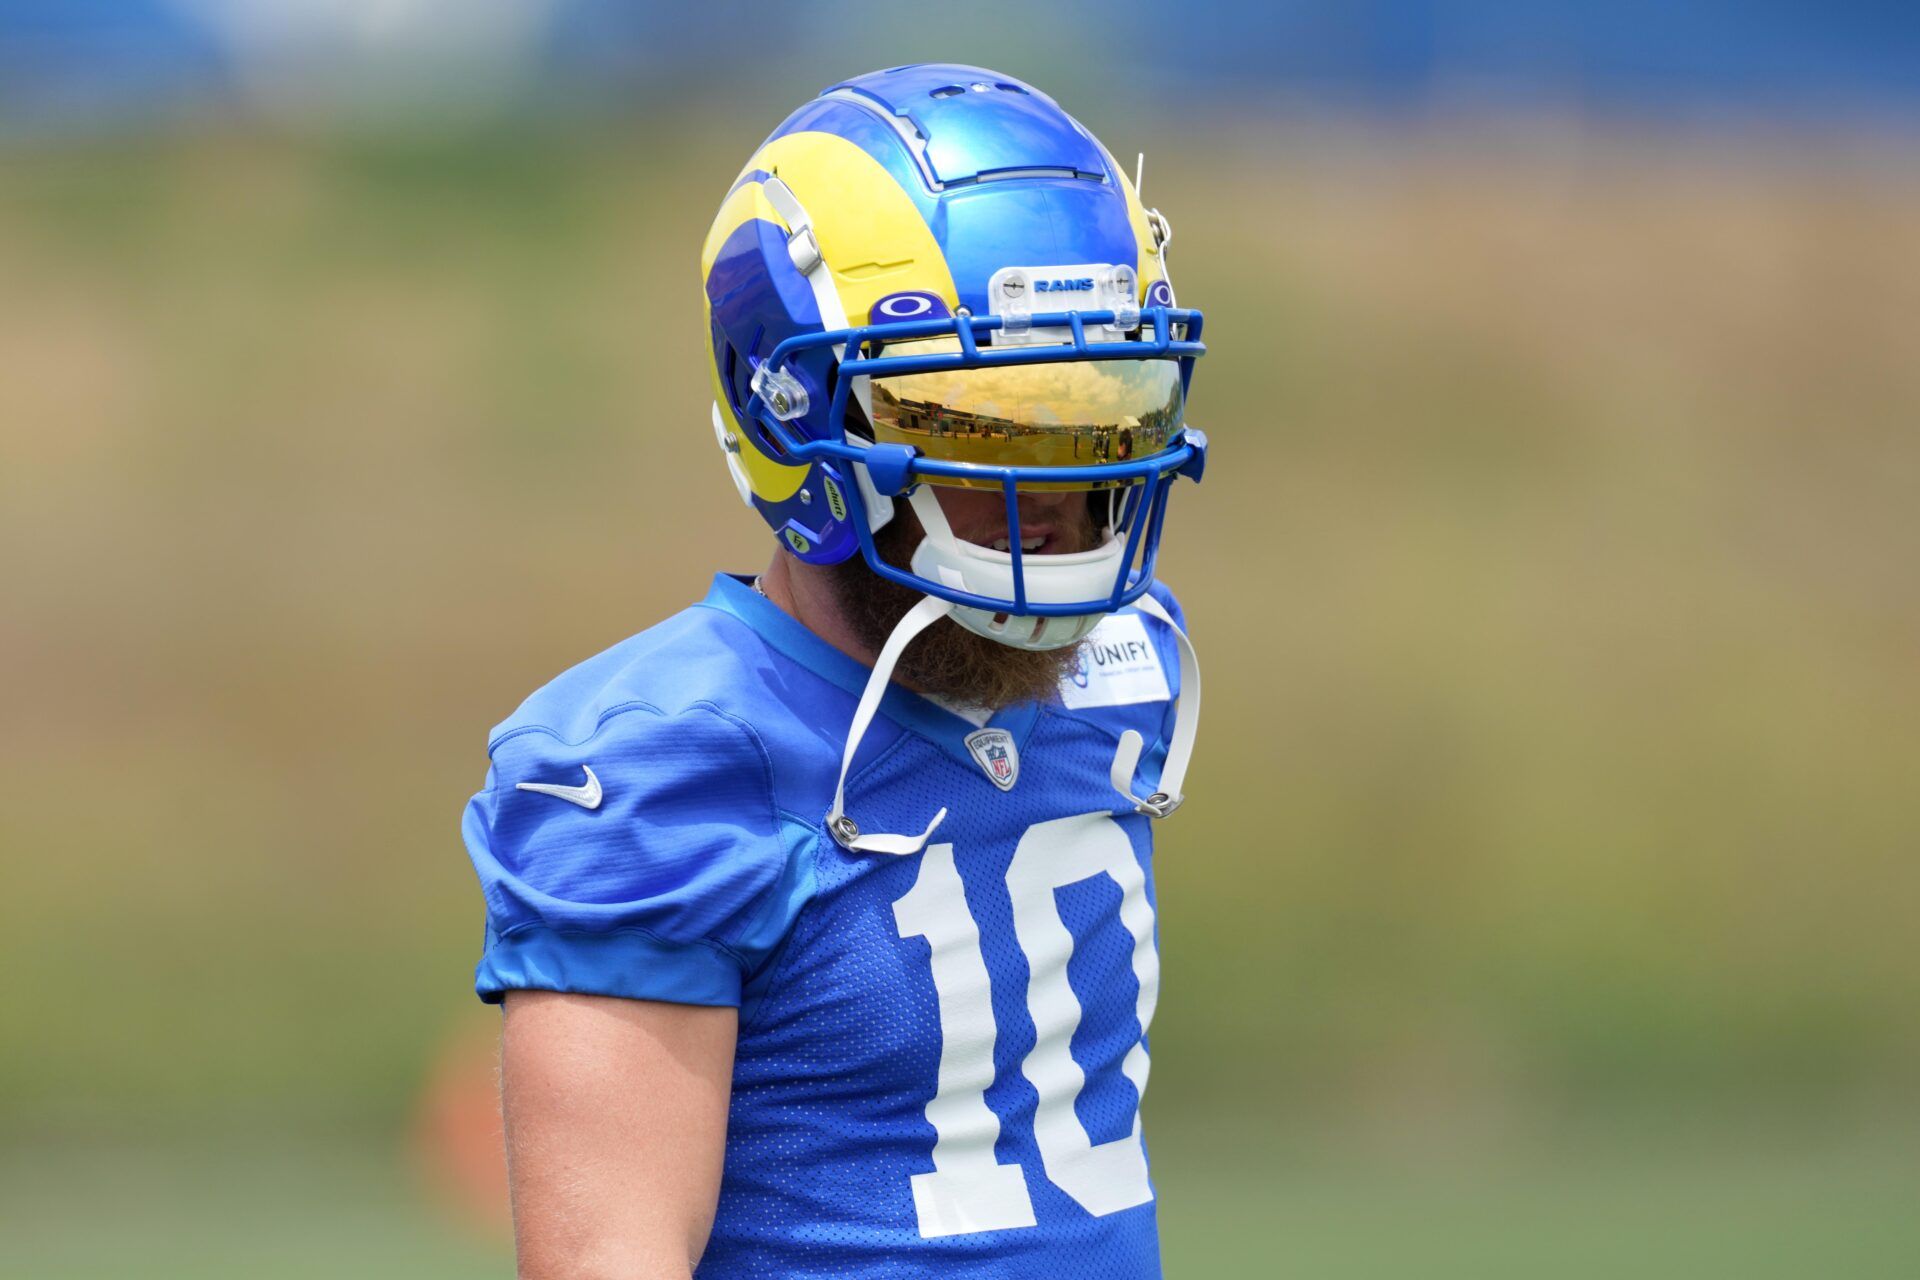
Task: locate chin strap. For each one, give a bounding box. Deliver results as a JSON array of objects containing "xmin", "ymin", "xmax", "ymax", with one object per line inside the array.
[
  {"xmin": 827, "ymin": 591, "xmax": 1201, "ymax": 850},
  {"xmin": 826, "ymin": 594, "xmax": 953, "ymax": 855},
  {"xmin": 1108, "ymin": 593, "xmax": 1202, "ymax": 818}
]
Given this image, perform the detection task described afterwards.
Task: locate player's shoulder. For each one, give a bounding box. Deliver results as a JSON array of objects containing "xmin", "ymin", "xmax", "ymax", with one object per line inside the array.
[
  {"xmin": 478, "ymin": 601, "xmax": 784, "ymax": 879},
  {"xmin": 467, "ymin": 597, "xmax": 815, "ymax": 1008},
  {"xmin": 489, "ymin": 596, "xmax": 763, "ymax": 754},
  {"xmin": 482, "ymin": 583, "xmax": 841, "ymax": 822},
  {"xmin": 1143, "ymin": 578, "xmax": 1189, "ymax": 634}
]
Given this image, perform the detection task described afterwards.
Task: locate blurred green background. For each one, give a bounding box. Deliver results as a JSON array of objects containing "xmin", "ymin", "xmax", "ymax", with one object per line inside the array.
[{"xmin": 3, "ymin": 4, "xmax": 1919, "ymax": 1276}]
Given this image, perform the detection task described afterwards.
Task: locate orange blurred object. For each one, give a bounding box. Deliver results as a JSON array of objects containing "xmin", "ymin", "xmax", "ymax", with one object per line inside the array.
[{"xmin": 410, "ymin": 1015, "xmax": 512, "ymax": 1237}]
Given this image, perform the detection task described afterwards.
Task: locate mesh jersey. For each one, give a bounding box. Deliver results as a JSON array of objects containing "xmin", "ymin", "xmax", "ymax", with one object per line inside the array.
[{"xmin": 464, "ymin": 573, "xmax": 1186, "ymax": 1278}]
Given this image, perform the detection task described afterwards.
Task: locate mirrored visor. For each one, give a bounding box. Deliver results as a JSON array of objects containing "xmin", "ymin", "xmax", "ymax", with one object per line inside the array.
[{"xmin": 865, "ymin": 336, "xmax": 1184, "ymax": 490}]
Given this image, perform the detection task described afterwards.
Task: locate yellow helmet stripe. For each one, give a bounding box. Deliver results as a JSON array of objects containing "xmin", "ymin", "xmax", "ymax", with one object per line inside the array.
[{"xmin": 743, "ymin": 130, "xmax": 959, "ymax": 326}]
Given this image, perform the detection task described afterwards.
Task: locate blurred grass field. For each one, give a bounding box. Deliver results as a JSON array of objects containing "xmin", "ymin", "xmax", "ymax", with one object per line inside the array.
[
  {"xmin": 2, "ymin": 122, "xmax": 1917, "ymax": 1274},
  {"xmin": 5, "ymin": 1122, "xmax": 1920, "ymax": 1278}
]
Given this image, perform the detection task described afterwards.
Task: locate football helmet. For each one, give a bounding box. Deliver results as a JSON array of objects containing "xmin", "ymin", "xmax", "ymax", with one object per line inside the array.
[
  {"xmin": 700, "ymin": 65, "xmax": 1207, "ymax": 850},
  {"xmin": 702, "ymin": 63, "xmax": 1207, "ymax": 652}
]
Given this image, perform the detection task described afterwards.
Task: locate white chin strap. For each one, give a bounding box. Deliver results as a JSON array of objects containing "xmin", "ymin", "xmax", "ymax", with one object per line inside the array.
[
  {"xmin": 825, "ymin": 589, "xmax": 1204, "ymax": 855},
  {"xmin": 1108, "ymin": 591, "xmax": 1201, "ymax": 818},
  {"xmin": 825, "ymin": 594, "xmax": 954, "ymax": 855}
]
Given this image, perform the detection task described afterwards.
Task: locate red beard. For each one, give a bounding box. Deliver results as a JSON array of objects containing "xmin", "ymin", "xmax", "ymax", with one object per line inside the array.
[{"xmin": 823, "ymin": 490, "xmax": 1103, "ymax": 710}]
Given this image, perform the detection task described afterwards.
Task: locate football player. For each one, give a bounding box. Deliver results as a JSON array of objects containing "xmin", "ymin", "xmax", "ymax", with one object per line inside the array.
[{"xmin": 463, "ymin": 63, "xmax": 1209, "ymax": 1278}]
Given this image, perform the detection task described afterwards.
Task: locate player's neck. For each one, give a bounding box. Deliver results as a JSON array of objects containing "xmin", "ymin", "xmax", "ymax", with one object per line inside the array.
[{"xmin": 757, "ymin": 553, "xmax": 887, "ymax": 677}]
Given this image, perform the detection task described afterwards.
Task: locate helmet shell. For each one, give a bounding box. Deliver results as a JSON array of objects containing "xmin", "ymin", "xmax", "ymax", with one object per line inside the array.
[{"xmin": 700, "ymin": 64, "xmax": 1171, "ymax": 564}]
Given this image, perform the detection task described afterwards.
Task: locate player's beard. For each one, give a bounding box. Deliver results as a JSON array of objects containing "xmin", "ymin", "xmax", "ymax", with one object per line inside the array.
[{"xmin": 824, "ymin": 492, "xmax": 1101, "ymax": 711}]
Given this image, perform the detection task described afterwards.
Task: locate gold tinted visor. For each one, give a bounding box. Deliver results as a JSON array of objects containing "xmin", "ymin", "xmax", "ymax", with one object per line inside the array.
[{"xmin": 867, "ymin": 337, "xmax": 1184, "ymax": 491}]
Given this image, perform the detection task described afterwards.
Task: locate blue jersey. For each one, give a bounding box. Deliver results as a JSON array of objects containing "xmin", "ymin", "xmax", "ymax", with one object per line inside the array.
[{"xmin": 463, "ymin": 573, "xmax": 1187, "ymax": 1277}]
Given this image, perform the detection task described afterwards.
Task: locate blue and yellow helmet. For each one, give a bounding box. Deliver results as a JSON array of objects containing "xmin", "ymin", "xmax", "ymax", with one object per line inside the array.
[{"xmin": 702, "ymin": 63, "xmax": 1208, "ymax": 650}]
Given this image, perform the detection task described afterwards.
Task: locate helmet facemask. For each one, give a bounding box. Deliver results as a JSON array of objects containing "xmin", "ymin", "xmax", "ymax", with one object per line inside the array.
[
  {"xmin": 854, "ymin": 334, "xmax": 1183, "ymax": 652},
  {"xmin": 752, "ymin": 302, "xmax": 1205, "ymax": 640}
]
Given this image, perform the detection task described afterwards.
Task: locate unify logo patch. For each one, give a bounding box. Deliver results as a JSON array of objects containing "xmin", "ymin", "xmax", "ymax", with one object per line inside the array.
[
  {"xmin": 964, "ymin": 727, "xmax": 1020, "ymax": 791},
  {"xmin": 1059, "ymin": 612, "xmax": 1171, "ymax": 709}
]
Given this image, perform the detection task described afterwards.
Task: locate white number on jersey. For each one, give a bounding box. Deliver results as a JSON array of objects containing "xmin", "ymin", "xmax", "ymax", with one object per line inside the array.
[{"xmin": 892, "ymin": 812, "xmax": 1160, "ymax": 1238}]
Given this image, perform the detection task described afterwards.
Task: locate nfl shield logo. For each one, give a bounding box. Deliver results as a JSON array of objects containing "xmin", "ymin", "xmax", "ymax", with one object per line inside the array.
[{"xmin": 964, "ymin": 728, "xmax": 1020, "ymax": 792}]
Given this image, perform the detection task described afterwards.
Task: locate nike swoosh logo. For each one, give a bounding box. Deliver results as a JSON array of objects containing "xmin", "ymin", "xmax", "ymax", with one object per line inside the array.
[{"xmin": 515, "ymin": 765, "xmax": 603, "ymax": 810}]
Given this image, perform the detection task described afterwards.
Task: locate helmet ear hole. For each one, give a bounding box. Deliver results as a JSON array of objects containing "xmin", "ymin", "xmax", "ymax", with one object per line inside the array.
[
  {"xmin": 720, "ymin": 344, "xmax": 787, "ymax": 458},
  {"xmin": 720, "ymin": 340, "xmax": 749, "ymax": 420}
]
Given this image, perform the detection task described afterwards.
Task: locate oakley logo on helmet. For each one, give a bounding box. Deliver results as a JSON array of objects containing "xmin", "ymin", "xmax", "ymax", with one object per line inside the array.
[{"xmin": 872, "ymin": 290, "xmax": 950, "ymax": 320}]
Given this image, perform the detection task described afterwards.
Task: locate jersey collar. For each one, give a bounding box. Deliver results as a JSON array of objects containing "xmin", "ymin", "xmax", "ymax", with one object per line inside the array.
[{"xmin": 698, "ymin": 573, "xmax": 1041, "ymax": 769}]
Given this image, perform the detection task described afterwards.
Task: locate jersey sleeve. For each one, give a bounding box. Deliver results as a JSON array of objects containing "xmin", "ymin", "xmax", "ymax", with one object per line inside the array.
[{"xmin": 462, "ymin": 703, "xmax": 813, "ymax": 1008}]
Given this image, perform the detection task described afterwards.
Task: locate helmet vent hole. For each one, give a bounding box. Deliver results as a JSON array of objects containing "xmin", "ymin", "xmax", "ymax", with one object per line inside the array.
[
  {"xmin": 930, "ymin": 85, "xmax": 966, "ymax": 99},
  {"xmin": 721, "ymin": 343, "xmax": 746, "ymax": 417}
]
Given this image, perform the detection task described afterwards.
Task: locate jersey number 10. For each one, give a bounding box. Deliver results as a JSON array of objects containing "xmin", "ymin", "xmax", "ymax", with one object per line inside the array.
[{"xmin": 891, "ymin": 811, "xmax": 1159, "ymax": 1239}]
